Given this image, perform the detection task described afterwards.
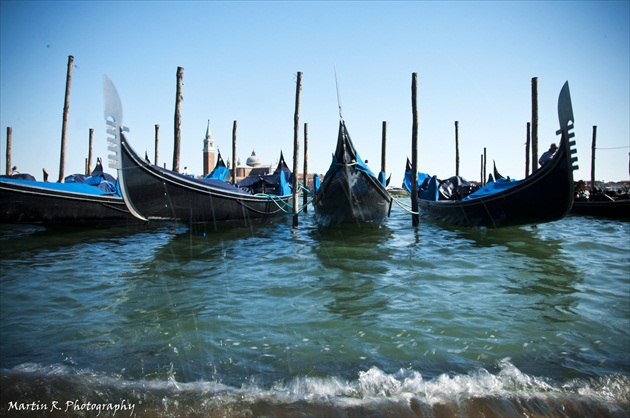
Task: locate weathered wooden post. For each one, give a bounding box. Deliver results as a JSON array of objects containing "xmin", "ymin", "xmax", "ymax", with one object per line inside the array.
[
  {"xmin": 58, "ymin": 55, "xmax": 74, "ymax": 182},
  {"xmin": 302, "ymin": 122, "xmax": 309, "ymax": 213},
  {"xmin": 531, "ymin": 77, "xmax": 539, "ymax": 174},
  {"xmin": 292, "ymin": 72, "xmax": 302, "ymax": 228},
  {"xmin": 455, "ymin": 121, "xmax": 460, "ymax": 177},
  {"xmin": 411, "ymin": 73, "xmax": 419, "ymax": 227},
  {"xmin": 87, "ymin": 128, "xmax": 94, "ymax": 173},
  {"xmin": 525, "ymin": 122, "xmax": 531, "ymax": 177},
  {"xmin": 480, "ymin": 154, "xmax": 484, "ymax": 184},
  {"xmin": 591, "ymin": 125, "xmax": 597, "ymax": 193},
  {"xmin": 154, "ymin": 124, "xmax": 160, "ymax": 166},
  {"xmin": 381, "ymin": 121, "xmax": 387, "ymax": 177},
  {"xmin": 231, "ymin": 120, "xmax": 237, "ymax": 184},
  {"xmin": 5, "ymin": 127, "xmax": 11, "ymax": 175},
  {"xmin": 483, "ymin": 147, "xmax": 487, "ymax": 185},
  {"xmin": 173, "ymin": 66, "xmax": 184, "ymax": 172}
]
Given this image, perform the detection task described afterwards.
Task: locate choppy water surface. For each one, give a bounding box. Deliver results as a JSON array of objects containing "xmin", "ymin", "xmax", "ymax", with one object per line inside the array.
[{"xmin": 1, "ymin": 203, "xmax": 628, "ymax": 417}]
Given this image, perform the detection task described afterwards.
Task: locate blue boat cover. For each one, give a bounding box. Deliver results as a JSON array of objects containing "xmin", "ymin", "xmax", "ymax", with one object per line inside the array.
[
  {"xmin": 418, "ymin": 175, "xmax": 439, "ymax": 201},
  {"xmin": 64, "ymin": 158, "xmax": 118, "ymax": 193},
  {"xmin": 403, "ymin": 168, "xmax": 431, "ymax": 197},
  {"xmin": 461, "ymin": 177, "xmax": 520, "ymax": 201},
  {"xmin": 378, "ymin": 171, "xmax": 387, "ymax": 187},
  {"xmin": 0, "ymin": 177, "xmax": 120, "ymax": 196},
  {"xmin": 204, "ymin": 152, "xmax": 229, "ymax": 181},
  {"xmin": 278, "ymin": 170, "xmax": 290, "ymax": 196},
  {"xmin": 236, "ymin": 151, "xmax": 293, "ymax": 195},
  {"xmin": 1, "ymin": 158, "xmax": 121, "ymax": 196},
  {"xmin": 313, "ymin": 173, "xmax": 321, "ymax": 193},
  {"xmin": 402, "ymin": 157, "xmax": 521, "ymax": 201}
]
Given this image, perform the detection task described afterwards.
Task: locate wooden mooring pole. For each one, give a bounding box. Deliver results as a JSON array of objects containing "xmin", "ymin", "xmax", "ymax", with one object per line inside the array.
[
  {"xmin": 173, "ymin": 67, "xmax": 184, "ymax": 172},
  {"xmin": 483, "ymin": 147, "xmax": 487, "ymax": 185},
  {"xmin": 58, "ymin": 55, "xmax": 74, "ymax": 182},
  {"xmin": 292, "ymin": 72, "xmax": 302, "ymax": 228},
  {"xmin": 531, "ymin": 77, "xmax": 539, "ymax": 174},
  {"xmin": 154, "ymin": 124, "xmax": 160, "ymax": 166},
  {"xmin": 591, "ymin": 125, "xmax": 597, "ymax": 193},
  {"xmin": 87, "ymin": 128, "xmax": 94, "ymax": 173},
  {"xmin": 525, "ymin": 122, "xmax": 531, "ymax": 177},
  {"xmin": 455, "ymin": 121, "xmax": 460, "ymax": 177},
  {"xmin": 480, "ymin": 154, "xmax": 483, "ymax": 184},
  {"xmin": 302, "ymin": 122, "xmax": 309, "ymax": 213},
  {"xmin": 381, "ymin": 121, "xmax": 387, "ymax": 178},
  {"xmin": 411, "ymin": 73, "xmax": 419, "ymax": 227},
  {"xmin": 231, "ymin": 120, "xmax": 237, "ymax": 184},
  {"xmin": 5, "ymin": 127, "xmax": 11, "ymax": 175}
]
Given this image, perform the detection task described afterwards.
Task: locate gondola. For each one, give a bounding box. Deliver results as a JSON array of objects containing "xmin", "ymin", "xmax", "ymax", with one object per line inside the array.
[
  {"xmin": 571, "ymin": 194, "xmax": 630, "ymax": 219},
  {"xmin": 0, "ymin": 159, "xmax": 137, "ymax": 227},
  {"xmin": 312, "ymin": 120, "xmax": 392, "ymax": 227},
  {"xmin": 104, "ymin": 76, "xmax": 293, "ymax": 228},
  {"xmin": 569, "ymin": 136, "xmax": 630, "ymax": 220},
  {"xmin": 489, "ymin": 160, "xmax": 629, "ymax": 221},
  {"xmin": 403, "ymin": 81, "xmax": 577, "ymax": 228},
  {"xmin": 571, "ymin": 199, "xmax": 630, "ymax": 219}
]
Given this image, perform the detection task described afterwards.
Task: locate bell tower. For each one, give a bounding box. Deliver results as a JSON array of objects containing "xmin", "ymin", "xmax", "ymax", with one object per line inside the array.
[{"xmin": 203, "ymin": 119, "xmax": 215, "ymax": 176}]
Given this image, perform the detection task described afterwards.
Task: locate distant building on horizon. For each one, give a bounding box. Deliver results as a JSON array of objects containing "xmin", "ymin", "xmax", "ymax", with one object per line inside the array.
[
  {"xmin": 202, "ymin": 120, "xmax": 215, "ymax": 177},
  {"xmin": 202, "ymin": 124, "xmax": 320, "ymax": 190},
  {"xmin": 232, "ymin": 150, "xmax": 273, "ymax": 181}
]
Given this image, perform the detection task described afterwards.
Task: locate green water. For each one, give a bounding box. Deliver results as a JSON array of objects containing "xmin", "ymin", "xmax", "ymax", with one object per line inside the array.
[{"xmin": 1, "ymin": 205, "xmax": 628, "ymax": 417}]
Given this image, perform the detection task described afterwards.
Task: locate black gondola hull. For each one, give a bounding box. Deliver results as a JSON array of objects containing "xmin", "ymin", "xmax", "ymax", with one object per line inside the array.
[
  {"xmin": 312, "ymin": 121, "xmax": 392, "ymax": 227},
  {"xmin": 313, "ymin": 166, "xmax": 392, "ymax": 227},
  {"xmin": 0, "ymin": 180, "xmax": 137, "ymax": 227},
  {"xmin": 570, "ymin": 199, "xmax": 630, "ymax": 219},
  {"xmin": 117, "ymin": 136, "xmax": 292, "ymax": 228},
  {"xmin": 412, "ymin": 81, "xmax": 577, "ymax": 228},
  {"xmin": 417, "ymin": 157, "xmax": 573, "ymax": 228}
]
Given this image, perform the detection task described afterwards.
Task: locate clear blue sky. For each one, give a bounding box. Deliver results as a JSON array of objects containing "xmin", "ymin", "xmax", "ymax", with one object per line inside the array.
[{"xmin": 1, "ymin": 1, "xmax": 628, "ymax": 185}]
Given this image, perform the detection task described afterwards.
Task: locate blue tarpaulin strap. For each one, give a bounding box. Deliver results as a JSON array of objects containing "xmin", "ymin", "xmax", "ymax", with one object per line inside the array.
[
  {"xmin": 418, "ymin": 175, "xmax": 439, "ymax": 201},
  {"xmin": 313, "ymin": 174, "xmax": 321, "ymax": 193},
  {"xmin": 278, "ymin": 170, "xmax": 291, "ymax": 196}
]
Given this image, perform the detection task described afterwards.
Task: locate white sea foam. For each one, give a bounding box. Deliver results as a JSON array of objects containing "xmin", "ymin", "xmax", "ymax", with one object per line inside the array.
[{"xmin": 5, "ymin": 359, "xmax": 628, "ymax": 408}]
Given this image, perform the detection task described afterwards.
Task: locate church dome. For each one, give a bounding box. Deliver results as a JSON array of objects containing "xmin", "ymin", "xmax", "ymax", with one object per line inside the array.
[{"xmin": 246, "ymin": 150, "xmax": 262, "ymax": 167}]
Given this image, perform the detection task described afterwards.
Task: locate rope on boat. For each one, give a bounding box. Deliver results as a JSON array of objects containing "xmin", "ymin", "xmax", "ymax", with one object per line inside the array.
[
  {"xmin": 297, "ymin": 199, "xmax": 313, "ymax": 214},
  {"xmin": 251, "ymin": 192, "xmax": 314, "ymax": 215},
  {"xmin": 252, "ymin": 194, "xmax": 293, "ymax": 213},
  {"xmin": 241, "ymin": 182, "xmax": 315, "ymax": 216},
  {"xmin": 391, "ymin": 196, "xmax": 419, "ymax": 215}
]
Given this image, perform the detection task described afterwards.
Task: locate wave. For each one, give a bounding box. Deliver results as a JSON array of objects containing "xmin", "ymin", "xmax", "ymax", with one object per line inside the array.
[{"xmin": 2, "ymin": 359, "xmax": 628, "ymax": 417}]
